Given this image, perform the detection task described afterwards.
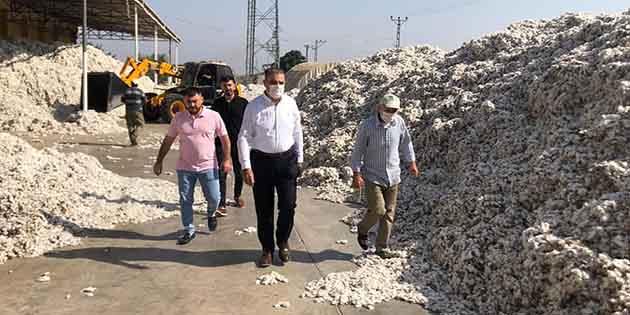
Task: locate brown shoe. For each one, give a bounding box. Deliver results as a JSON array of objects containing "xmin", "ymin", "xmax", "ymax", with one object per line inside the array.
[
  {"xmin": 215, "ymin": 206, "xmax": 228, "ymax": 217},
  {"xmin": 236, "ymin": 197, "xmax": 245, "ymax": 208},
  {"xmin": 278, "ymin": 243, "xmax": 290, "ymax": 263},
  {"xmin": 258, "ymin": 251, "xmax": 272, "ymax": 268}
]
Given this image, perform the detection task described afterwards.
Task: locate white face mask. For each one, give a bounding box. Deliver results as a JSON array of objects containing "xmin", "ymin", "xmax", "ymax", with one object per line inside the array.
[
  {"xmin": 267, "ymin": 84, "xmax": 285, "ymax": 99},
  {"xmin": 380, "ymin": 112, "xmax": 395, "ymax": 123}
]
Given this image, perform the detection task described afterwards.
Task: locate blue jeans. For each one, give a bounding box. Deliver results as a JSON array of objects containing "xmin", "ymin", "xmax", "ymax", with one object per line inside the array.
[{"xmin": 177, "ymin": 169, "xmax": 220, "ymax": 234}]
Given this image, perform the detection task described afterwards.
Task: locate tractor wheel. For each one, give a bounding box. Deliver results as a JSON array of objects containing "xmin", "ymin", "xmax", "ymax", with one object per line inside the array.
[
  {"xmin": 143, "ymin": 93, "xmax": 160, "ymax": 122},
  {"xmin": 160, "ymin": 93, "xmax": 186, "ymax": 123}
]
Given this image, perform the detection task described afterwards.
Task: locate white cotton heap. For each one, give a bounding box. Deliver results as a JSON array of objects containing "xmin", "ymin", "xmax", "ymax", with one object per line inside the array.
[
  {"xmin": 0, "ymin": 133, "xmax": 179, "ymax": 264},
  {"xmin": 299, "ymin": 12, "xmax": 630, "ymax": 315},
  {"xmin": 0, "ymin": 40, "xmax": 127, "ymax": 135}
]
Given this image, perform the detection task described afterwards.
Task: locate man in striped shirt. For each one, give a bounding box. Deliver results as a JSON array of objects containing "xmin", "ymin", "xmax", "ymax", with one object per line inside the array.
[
  {"xmin": 350, "ymin": 94, "xmax": 419, "ymax": 259},
  {"xmin": 121, "ymin": 83, "xmax": 146, "ymax": 146}
]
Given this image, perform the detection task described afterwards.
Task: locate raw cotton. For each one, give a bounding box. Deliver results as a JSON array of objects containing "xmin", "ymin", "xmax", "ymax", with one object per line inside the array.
[
  {"xmin": 242, "ymin": 84, "xmax": 266, "ymax": 101},
  {"xmin": 256, "ymin": 271, "xmax": 289, "ymax": 285},
  {"xmin": 298, "ymin": 12, "xmax": 630, "ymax": 315},
  {"xmin": 272, "ymin": 301, "xmax": 291, "ymax": 308},
  {"xmin": 0, "ymin": 133, "xmax": 179, "ymax": 264},
  {"xmin": 303, "ymin": 252, "xmax": 428, "ymax": 309},
  {"xmin": 0, "ymin": 40, "xmax": 127, "ymax": 135}
]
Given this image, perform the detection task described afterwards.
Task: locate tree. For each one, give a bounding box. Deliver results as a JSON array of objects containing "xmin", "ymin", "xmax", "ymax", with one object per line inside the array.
[{"xmin": 279, "ymin": 50, "xmax": 306, "ymax": 72}]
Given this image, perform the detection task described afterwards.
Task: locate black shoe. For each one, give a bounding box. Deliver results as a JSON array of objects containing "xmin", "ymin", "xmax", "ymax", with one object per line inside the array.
[
  {"xmin": 357, "ymin": 233, "xmax": 369, "ymax": 250},
  {"xmin": 375, "ymin": 249, "xmax": 395, "ymax": 259},
  {"xmin": 208, "ymin": 216, "xmax": 218, "ymax": 232},
  {"xmin": 278, "ymin": 243, "xmax": 290, "ymax": 263},
  {"xmin": 177, "ymin": 232, "xmax": 196, "ymax": 245}
]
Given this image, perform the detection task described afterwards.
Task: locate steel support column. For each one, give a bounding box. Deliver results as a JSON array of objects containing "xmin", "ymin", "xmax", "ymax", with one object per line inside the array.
[
  {"xmin": 154, "ymin": 25, "xmax": 158, "ymax": 83},
  {"xmin": 134, "ymin": 4, "xmax": 139, "ymax": 59},
  {"xmin": 81, "ymin": 0, "xmax": 88, "ymax": 112}
]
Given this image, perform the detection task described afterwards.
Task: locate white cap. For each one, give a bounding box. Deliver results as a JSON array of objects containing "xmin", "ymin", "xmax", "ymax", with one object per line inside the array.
[{"xmin": 379, "ymin": 94, "xmax": 400, "ymax": 109}]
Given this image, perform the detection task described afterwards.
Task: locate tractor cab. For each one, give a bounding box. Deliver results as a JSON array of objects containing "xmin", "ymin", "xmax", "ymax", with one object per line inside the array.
[
  {"xmin": 181, "ymin": 62, "xmax": 234, "ymax": 107},
  {"xmin": 157, "ymin": 61, "xmax": 236, "ymax": 122}
]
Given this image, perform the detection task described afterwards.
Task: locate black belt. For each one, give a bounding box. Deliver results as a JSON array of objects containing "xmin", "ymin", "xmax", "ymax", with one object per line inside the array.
[{"xmin": 251, "ymin": 145, "xmax": 296, "ymax": 160}]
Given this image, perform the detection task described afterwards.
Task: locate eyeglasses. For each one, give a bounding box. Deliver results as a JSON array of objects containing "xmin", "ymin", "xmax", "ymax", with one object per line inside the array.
[{"xmin": 383, "ymin": 108, "xmax": 398, "ymax": 114}]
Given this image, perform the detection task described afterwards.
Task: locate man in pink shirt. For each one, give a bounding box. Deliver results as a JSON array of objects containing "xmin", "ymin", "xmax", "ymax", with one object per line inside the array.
[{"xmin": 153, "ymin": 87, "xmax": 233, "ymax": 245}]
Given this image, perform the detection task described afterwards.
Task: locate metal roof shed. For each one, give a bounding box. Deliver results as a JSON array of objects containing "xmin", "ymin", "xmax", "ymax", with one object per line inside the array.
[
  {"xmin": 4, "ymin": 0, "xmax": 181, "ymax": 43},
  {"xmin": 4, "ymin": 0, "xmax": 182, "ymax": 111}
]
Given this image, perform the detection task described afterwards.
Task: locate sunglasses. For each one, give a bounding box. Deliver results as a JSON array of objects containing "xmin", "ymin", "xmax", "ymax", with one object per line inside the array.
[{"xmin": 383, "ymin": 108, "xmax": 398, "ymax": 114}]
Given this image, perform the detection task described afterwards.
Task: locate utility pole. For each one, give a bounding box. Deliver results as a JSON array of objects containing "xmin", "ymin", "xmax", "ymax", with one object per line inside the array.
[
  {"xmin": 273, "ymin": 0, "xmax": 279, "ymax": 67},
  {"xmin": 245, "ymin": 0, "xmax": 256, "ymax": 76},
  {"xmin": 312, "ymin": 40, "xmax": 327, "ymax": 63},
  {"xmin": 245, "ymin": 0, "xmax": 280, "ymax": 75},
  {"xmin": 304, "ymin": 44, "xmax": 310, "ymax": 62},
  {"xmin": 390, "ymin": 16, "xmax": 408, "ymax": 49}
]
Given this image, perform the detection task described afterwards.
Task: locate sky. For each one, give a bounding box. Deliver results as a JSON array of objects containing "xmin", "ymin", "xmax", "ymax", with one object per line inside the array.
[{"xmin": 96, "ymin": 0, "xmax": 630, "ymax": 75}]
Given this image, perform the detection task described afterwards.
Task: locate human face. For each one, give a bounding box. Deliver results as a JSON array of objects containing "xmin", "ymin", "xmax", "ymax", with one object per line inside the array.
[
  {"xmin": 185, "ymin": 94, "xmax": 204, "ymax": 115},
  {"xmin": 378, "ymin": 104, "xmax": 398, "ymax": 114},
  {"xmin": 264, "ymin": 73, "xmax": 285, "ymax": 100},
  {"xmin": 221, "ymin": 80, "xmax": 237, "ymax": 100},
  {"xmin": 383, "ymin": 107, "xmax": 398, "ymax": 114}
]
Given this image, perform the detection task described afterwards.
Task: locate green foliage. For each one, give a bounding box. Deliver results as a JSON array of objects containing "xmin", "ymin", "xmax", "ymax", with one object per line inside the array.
[{"xmin": 279, "ymin": 50, "xmax": 306, "ymax": 72}]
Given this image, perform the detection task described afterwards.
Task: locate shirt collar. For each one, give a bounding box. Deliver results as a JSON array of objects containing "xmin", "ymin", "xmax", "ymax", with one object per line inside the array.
[
  {"xmin": 263, "ymin": 92, "xmax": 283, "ymax": 105},
  {"xmin": 186, "ymin": 107, "xmax": 207, "ymax": 119},
  {"xmin": 375, "ymin": 112, "xmax": 397, "ymax": 127}
]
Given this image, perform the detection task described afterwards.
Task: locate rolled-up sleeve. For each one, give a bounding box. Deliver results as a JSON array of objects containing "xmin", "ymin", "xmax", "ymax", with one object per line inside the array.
[
  {"xmin": 293, "ymin": 104, "xmax": 304, "ymax": 164},
  {"xmin": 237, "ymin": 103, "xmax": 255, "ymax": 169},
  {"xmin": 350, "ymin": 121, "xmax": 368, "ymax": 172},
  {"xmin": 166, "ymin": 115, "xmax": 179, "ymax": 138},
  {"xmin": 399, "ymin": 121, "xmax": 415, "ymax": 163},
  {"xmin": 215, "ymin": 113, "xmax": 228, "ymax": 137}
]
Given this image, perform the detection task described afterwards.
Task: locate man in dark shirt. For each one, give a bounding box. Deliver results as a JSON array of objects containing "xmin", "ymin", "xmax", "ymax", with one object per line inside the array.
[
  {"xmin": 121, "ymin": 83, "xmax": 146, "ymax": 146},
  {"xmin": 213, "ymin": 76, "xmax": 248, "ymax": 216}
]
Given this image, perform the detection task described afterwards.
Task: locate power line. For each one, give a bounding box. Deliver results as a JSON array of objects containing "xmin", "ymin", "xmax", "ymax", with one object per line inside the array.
[
  {"xmin": 390, "ymin": 16, "xmax": 408, "ymax": 49},
  {"xmin": 312, "ymin": 40, "xmax": 327, "ymax": 63}
]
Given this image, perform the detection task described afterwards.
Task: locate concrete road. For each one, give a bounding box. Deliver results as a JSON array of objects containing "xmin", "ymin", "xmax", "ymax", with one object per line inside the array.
[{"xmin": 1, "ymin": 125, "xmax": 427, "ymax": 315}]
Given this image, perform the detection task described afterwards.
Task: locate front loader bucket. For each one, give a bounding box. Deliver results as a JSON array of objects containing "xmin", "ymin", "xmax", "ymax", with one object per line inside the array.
[{"xmin": 81, "ymin": 72, "xmax": 129, "ymax": 112}]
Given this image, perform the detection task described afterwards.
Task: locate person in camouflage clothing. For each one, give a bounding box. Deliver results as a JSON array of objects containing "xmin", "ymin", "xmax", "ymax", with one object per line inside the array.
[{"xmin": 121, "ymin": 83, "xmax": 146, "ymax": 146}]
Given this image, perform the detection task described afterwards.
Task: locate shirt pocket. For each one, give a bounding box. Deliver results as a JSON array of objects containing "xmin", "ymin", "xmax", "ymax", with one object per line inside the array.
[
  {"xmin": 366, "ymin": 131, "xmax": 386, "ymax": 157},
  {"xmin": 256, "ymin": 110, "xmax": 275, "ymax": 137},
  {"xmin": 277, "ymin": 109, "xmax": 295, "ymax": 133}
]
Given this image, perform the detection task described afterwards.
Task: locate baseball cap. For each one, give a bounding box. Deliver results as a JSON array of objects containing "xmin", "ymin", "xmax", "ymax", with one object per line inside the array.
[{"xmin": 379, "ymin": 94, "xmax": 400, "ymax": 109}]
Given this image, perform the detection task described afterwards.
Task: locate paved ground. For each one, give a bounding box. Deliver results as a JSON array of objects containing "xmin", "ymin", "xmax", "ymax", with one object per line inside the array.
[{"xmin": 0, "ymin": 124, "xmax": 427, "ymax": 315}]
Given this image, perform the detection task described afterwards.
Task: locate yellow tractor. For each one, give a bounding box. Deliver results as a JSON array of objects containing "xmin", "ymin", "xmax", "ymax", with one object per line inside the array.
[{"xmin": 86, "ymin": 57, "xmax": 242, "ymax": 123}]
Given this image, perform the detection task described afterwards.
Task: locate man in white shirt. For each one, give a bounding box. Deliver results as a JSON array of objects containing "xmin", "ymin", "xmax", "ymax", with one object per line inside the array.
[{"xmin": 238, "ymin": 68, "xmax": 304, "ymax": 268}]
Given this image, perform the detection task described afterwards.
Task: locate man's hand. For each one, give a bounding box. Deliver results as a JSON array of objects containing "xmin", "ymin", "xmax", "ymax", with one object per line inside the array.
[
  {"xmin": 222, "ymin": 158, "xmax": 233, "ymax": 174},
  {"xmin": 408, "ymin": 161, "xmax": 420, "ymax": 177},
  {"xmin": 351, "ymin": 172, "xmax": 365, "ymax": 189},
  {"xmin": 297, "ymin": 163, "xmax": 303, "ymax": 178},
  {"xmin": 153, "ymin": 161, "xmax": 163, "ymax": 176},
  {"xmin": 243, "ymin": 168, "xmax": 255, "ymax": 186}
]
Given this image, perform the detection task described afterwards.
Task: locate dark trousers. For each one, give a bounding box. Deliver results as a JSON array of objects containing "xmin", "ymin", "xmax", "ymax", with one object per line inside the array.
[
  {"xmin": 218, "ymin": 149, "xmax": 243, "ymax": 207},
  {"xmin": 251, "ymin": 149, "xmax": 298, "ymax": 253},
  {"xmin": 125, "ymin": 110, "xmax": 145, "ymax": 145}
]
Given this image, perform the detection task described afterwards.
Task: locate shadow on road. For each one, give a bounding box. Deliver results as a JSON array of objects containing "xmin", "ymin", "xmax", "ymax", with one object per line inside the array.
[
  {"xmin": 40, "ymin": 211, "xmax": 199, "ymax": 241},
  {"xmin": 45, "ymin": 247, "xmax": 354, "ymax": 269},
  {"xmin": 58, "ymin": 141, "xmax": 127, "ymax": 147}
]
